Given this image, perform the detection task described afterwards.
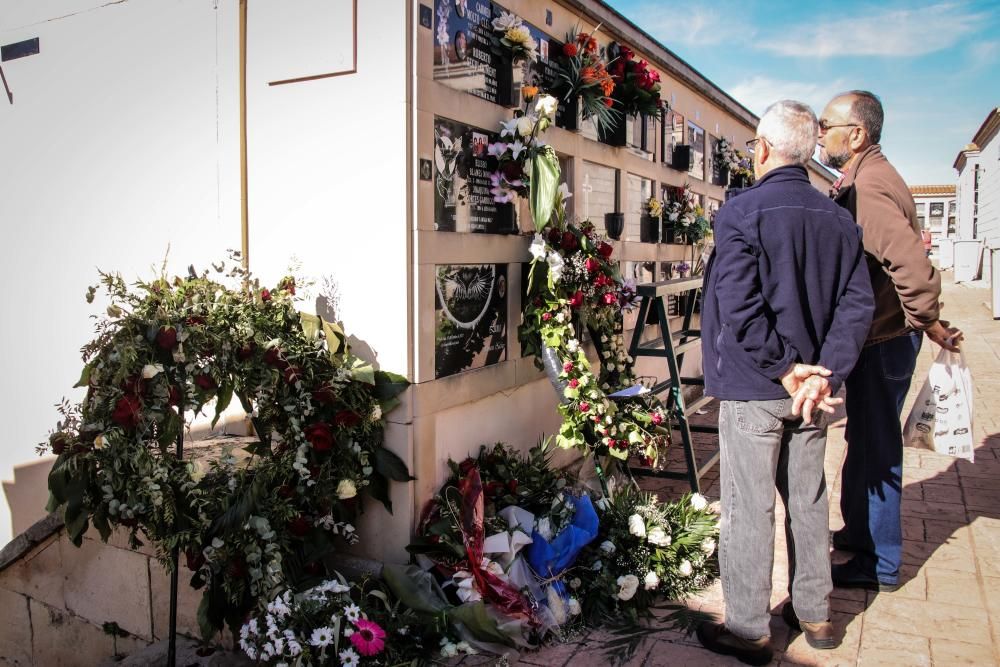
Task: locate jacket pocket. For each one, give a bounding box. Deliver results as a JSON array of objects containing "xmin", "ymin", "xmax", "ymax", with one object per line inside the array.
[{"xmin": 734, "ymin": 400, "xmax": 786, "ymax": 434}]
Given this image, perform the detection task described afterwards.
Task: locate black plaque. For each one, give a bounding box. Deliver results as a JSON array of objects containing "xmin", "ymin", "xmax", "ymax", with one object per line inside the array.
[
  {"xmin": 435, "ymin": 264, "xmax": 508, "ymax": 378},
  {"xmin": 434, "ymin": 115, "xmax": 516, "ymax": 233},
  {"xmin": 433, "ymin": 0, "xmax": 500, "ymax": 103}
]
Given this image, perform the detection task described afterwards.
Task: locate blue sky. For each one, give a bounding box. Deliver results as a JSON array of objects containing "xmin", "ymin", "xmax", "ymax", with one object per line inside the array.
[{"xmin": 605, "ymin": 0, "xmax": 1000, "ymax": 184}]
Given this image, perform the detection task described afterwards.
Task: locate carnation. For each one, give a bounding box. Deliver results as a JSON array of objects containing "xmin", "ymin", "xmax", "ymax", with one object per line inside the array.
[
  {"xmin": 616, "ymin": 574, "xmax": 639, "ymax": 601},
  {"xmin": 628, "ymin": 513, "xmax": 646, "ymax": 538}
]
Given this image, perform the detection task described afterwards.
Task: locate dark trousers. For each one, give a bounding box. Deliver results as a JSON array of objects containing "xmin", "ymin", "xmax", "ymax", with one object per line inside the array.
[{"xmin": 841, "ymin": 331, "xmax": 922, "ymax": 584}]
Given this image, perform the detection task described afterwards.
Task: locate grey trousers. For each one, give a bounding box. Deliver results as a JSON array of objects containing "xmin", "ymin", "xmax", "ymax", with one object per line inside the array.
[{"xmin": 718, "ymin": 398, "xmax": 832, "ymax": 640}]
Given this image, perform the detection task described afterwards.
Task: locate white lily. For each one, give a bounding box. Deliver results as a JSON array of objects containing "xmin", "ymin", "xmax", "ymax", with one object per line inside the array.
[
  {"xmin": 529, "ymin": 234, "xmax": 548, "ymax": 261},
  {"xmin": 499, "ymin": 117, "xmax": 521, "ymax": 138},
  {"xmin": 509, "ymin": 139, "xmax": 527, "ymax": 160}
]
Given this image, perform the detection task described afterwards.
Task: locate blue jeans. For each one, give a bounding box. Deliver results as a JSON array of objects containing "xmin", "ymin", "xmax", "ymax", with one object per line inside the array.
[
  {"xmin": 719, "ymin": 399, "xmax": 832, "ymax": 640},
  {"xmin": 841, "ymin": 330, "xmax": 922, "ymax": 584}
]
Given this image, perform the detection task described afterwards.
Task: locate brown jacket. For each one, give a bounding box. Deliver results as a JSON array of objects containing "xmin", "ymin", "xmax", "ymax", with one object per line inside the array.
[{"xmin": 834, "ymin": 145, "xmax": 940, "ymax": 345}]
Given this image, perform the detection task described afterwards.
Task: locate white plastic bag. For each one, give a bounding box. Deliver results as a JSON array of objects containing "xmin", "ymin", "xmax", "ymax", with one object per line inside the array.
[{"xmin": 903, "ymin": 348, "xmax": 974, "ymax": 462}]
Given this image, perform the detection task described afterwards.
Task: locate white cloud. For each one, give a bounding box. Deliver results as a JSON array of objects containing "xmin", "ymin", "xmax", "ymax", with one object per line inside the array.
[
  {"xmin": 968, "ymin": 40, "xmax": 1000, "ymax": 68},
  {"xmin": 627, "ymin": 1, "xmax": 754, "ymax": 48},
  {"xmin": 759, "ymin": 3, "xmax": 987, "ymax": 58},
  {"xmin": 726, "ymin": 76, "xmax": 851, "ymax": 117}
]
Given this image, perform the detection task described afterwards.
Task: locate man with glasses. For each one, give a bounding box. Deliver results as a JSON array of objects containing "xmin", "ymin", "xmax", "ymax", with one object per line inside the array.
[
  {"xmin": 818, "ymin": 91, "xmax": 963, "ymax": 593},
  {"xmin": 697, "ymin": 100, "xmax": 874, "ymax": 664}
]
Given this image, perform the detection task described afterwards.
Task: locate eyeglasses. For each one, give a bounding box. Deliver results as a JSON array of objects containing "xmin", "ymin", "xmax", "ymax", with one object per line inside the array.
[
  {"xmin": 818, "ymin": 120, "xmax": 859, "ymax": 133},
  {"xmin": 746, "ymin": 137, "xmax": 766, "ymax": 152}
]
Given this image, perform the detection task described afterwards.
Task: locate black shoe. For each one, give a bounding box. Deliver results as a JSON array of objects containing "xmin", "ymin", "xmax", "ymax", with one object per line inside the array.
[
  {"xmin": 696, "ymin": 621, "xmax": 773, "ymax": 665},
  {"xmin": 831, "ymin": 529, "xmax": 861, "ymax": 552},
  {"xmin": 781, "ymin": 603, "xmax": 838, "ymax": 649},
  {"xmin": 831, "ymin": 559, "xmax": 899, "ymax": 592}
]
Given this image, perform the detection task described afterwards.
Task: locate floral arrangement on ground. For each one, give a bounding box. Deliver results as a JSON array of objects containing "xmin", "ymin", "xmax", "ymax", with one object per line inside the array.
[{"xmin": 42, "ymin": 259, "xmax": 410, "ymax": 638}]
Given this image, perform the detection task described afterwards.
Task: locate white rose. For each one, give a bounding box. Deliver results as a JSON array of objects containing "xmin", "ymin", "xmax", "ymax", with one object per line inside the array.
[
  {"xmin": 516, "ymin": 115, "xmax": 535, "ymax": 138},
  {"xmin": 701, "ymin": 538, "xmax": 716, "ymax": 557},
  {"xmin": 336, "ymin": 479, "xmax": 358, "ymax": 499},
  {"xmin": 370, "ymin": 405, "xmax": 382, "ymax": 422},
  {"xmin": 647, "ymin": 526, "xmax": 671, "ymax": 547},
  {"xmin": 690, "ymin": 493, "xmax": 708, "ymax": 510},
  {"xmin": 141, "ymin": 363, "xmax": 164, "ymax": 379},
  {"xmin": 628, "ymin": 514, "xmax": 646, "ymax": 538},
  {"xmin": 679, "ymin": 560, "xmax": 693, "ymax": 577},
  {"xmin": 536, "ymin": 517, "xmax": 553, "ymax": 541},
  {"xmin": 535, "ymin": 94, "xmax": 558, "ymax": 119},
  {"xmin": 567, "ymin": 597, "xmax": 581, "ymax": 616},
  {"xmin": 600, "ymin": 540, "xmax": 616, "ymax": 554},
  {"xmin": 616, "ymin": 574, "xmax": 639, "ymax": 601},
  {"xmin": 643, "ymin": 571, "xmax": 660, "ymax": 590}
]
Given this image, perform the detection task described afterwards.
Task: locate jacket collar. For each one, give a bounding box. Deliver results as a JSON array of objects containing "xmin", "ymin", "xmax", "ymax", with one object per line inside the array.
[
  {"xmin": 750, "ymin": 164, "xmax": 810, "ymax": 188},
  {"xmin": 838, "ymin": 144, "xmax": 883, "ymax": 191}
]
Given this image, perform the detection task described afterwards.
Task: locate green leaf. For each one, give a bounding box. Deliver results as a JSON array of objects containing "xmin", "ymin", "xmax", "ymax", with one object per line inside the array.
[
  {"xmin": 529, "ymin": 147, "xmax": 561, "ymax": 232},
  {"xmin": 450, "ymin": 602, "xmax": 515, "ymax": 646},
  {"xmin": 242, "ymin": 441, "xmax": 270, "ymax": 456},
  {"xmin": 92, "ymin": 511, "xmax": 112, "ymax": 541},
  {"xmin": 373, "ymin": 370, "xmax": 409, "ymax": 401},
  {"xmin": 323, "ymin": 319, "xmax": 347, "ymax": 358},
  {"xmin": 381, "ymin": 564, "xmax": 449, "ymax": 615},
  {"xmin": 197, "ymin": 592, "xmax": 215, "ymax": 642},
  {"xmin": 299, "ymin": 312, "xmax": 322, "ymax": 340},
  {"xmin": 64, "ymin": 506, "xmax": 89, "ymax": 543},
  {"xmin": 350, "ymin": 358, "xmax": 376, "ymax": 385},
  {"xmin": 74, "ymin": 362, "xmax": 94, "ymax": 388},
  {"xmin": 374, "ymin": 447, "xmax": 413, "ymax": 482},
  {"xmin": 47, "ymin": 456, "xmax": 70, "ymax": 505},
  {"xmin": 563, "ymin": 386, "xmax": 579, "ymax": 400},
  {"xmin": 367, "ymin": 473, "xmax": 392, "ymax": 513},
  {"xmin": 211, "ymin": 382, "xmax": 234, "ymax": 428}
]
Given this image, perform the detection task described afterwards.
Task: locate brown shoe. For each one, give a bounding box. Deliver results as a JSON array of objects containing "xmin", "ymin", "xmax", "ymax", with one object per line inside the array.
[
  {"xmin": 696, "ymin": 621, "xmax": 773, "ymax": 665},
  {"xmin": 782, "ymin": 603, "xmax": 838, "ymax": 649}
]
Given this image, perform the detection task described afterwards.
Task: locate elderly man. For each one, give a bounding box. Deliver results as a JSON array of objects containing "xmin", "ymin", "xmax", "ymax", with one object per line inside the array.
[
  {"xmin": 697, "ymin": 100, "xmax": 874, "ymax": 665},
  {"xmin": 818, "ymin": 91, "xmax": 963, "ymax": 592}
]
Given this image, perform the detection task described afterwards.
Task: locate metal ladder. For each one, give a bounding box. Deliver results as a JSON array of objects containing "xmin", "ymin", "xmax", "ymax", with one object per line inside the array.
[{"xmin": 626, "ymin": 276, "xmax": 720, "ymax": 492}]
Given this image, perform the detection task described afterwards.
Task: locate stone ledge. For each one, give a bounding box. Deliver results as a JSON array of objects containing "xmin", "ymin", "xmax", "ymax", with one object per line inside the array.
[{"xmin": 0, "ymin": 513, "xmax": 64, "ymax": 574}]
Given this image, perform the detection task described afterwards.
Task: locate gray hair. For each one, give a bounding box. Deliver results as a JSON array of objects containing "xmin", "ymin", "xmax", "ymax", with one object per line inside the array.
[
  {"xmin": 757, "ymin": 100, "xmax": 818, "ymax": 165},
  {"xmin": 839, "ymin": 90, "xmax": 883, "ymax": 144}
]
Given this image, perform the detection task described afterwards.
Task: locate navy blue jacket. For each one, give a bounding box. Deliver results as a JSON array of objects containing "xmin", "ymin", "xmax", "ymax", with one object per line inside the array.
[{"xmin": 702, "ymin": 165, "xmax": 874, "ymax": 401}]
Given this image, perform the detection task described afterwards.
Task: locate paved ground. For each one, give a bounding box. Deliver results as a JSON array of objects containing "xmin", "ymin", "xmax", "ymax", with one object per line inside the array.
[{"xmin": 471, "ymin": 273, "xmax": 1000, "ymax": 666}]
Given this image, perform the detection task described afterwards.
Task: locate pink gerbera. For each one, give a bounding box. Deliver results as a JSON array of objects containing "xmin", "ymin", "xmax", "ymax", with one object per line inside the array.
[{"xmin": 349, "ymin": 618, "xmax": 386, "ymax": 656}]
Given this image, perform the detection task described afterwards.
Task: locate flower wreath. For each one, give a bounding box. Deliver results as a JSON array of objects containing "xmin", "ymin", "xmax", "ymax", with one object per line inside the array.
[{"xmin": 42, "ymin": 262, "xmax": 410, "ymax": 638}]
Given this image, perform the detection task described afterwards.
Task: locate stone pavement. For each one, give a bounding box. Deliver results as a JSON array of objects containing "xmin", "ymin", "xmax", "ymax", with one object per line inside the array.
[{"xmin": 466, "ymin": 273, "xmax": 1000, "ymax": 667}]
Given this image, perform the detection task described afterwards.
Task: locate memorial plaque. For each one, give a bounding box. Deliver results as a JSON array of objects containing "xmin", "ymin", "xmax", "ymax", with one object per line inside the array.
[
  {"xmin": 434, "ymin": 115, "xmax": 516, "ymax": 233},
  {"xmin": 435, "ymin": 264, "xmax": 508, "ymax": 378}
]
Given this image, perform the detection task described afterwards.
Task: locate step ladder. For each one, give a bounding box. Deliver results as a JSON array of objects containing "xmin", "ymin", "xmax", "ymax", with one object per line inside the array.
[{"xmin": 626, "ymin": 276, "xmax": 720, "ymax": 492}]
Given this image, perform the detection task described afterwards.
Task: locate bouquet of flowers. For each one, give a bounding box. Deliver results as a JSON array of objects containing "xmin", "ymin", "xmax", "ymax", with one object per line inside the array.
[
  {"xmin": 42, "ymin": 260, "xmax": 410, "ymax": 638},
  {"xmin": 643, "ymin": 196, "xmax": 663, "ymax": 218},
  {"xmin": 715, "ymin": 138, "xmax": 739, "ymax": 174},
  {"xmin": 735, "ymin": 149, "xmax": 755, "ymax": 184},
  {"xmin": 550, "ymin": 27, "xmax": 619, "ymax": 135},
  {"xmin": 488, "ymin": 92, "xmax": 559, "ymax": 204},
  {"xmin": 609, "ymin": 44, "xmax": 663, "ymax": 118},
  {"xmin": 239, "ymin": 575, "xmax": 460, "ymax": 665},
  {"xmin": 491, "ymin": 10, "xmax": 538, "ymax": 63},
  {"xmin": 663, "ymin": 186, "xmax": 711, "ymax": 244},
  {"xmin": 572, "ymin": 485, "xmax": 719, "ymax": 626}
]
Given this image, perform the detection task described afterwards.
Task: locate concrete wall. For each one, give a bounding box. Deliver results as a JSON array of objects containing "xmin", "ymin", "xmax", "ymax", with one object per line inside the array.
[
  {"xmin": 0, "ymin": 0, "xmax": 409, "ymax": 549},
  {"xmin": 977, "ymin": 129, "xmax": 1000, "ymax": 255}
]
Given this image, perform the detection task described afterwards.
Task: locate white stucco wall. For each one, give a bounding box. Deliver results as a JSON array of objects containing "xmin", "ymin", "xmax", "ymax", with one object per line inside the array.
[{"xmin": 0, "ymin": 0, "xmax": 409, "ymax": 547}]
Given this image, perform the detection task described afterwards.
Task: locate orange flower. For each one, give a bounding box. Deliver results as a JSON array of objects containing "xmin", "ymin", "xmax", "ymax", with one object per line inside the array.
[
  {"xmin": 585, "ymin": 37, "xmax": 598, "ymax": 53},
  {"xmin": 522, "ymin": 85, "xmax": 539, "ymax": 100},
  {"xmin": 580, "ymin": 66, "xmax": 597, "ymax": 84},
  {"xmin": 576, "ymin": 32, "xmax": 590, "ymax": 45},
  {"xmin": 601, "ymin": 79, "xmax": 615, "ymax": 96}
]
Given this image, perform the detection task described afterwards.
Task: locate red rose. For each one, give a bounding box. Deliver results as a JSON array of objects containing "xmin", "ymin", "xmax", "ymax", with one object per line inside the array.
[
  {"xmin": 598, "ymin": 242, "xmax": 614, "ymax": 259},
  {"xmin": 542, "ymin": 312, "xmax": 553, "ymax": 321},
  {"xmin": 288, "ymin": 515, "xmax": 311, "ymax": 538},
  {"xmin": 563, "ymin": 362, "xmax": 574, "ymax": 372},
  {"xmin": 112, "ymin": 395, "xmax": 143, "ymax": 429},
  {"xmin": 261, "ymin": 289, "xmax": 271, "ymax": 302},
  {"xmin": 226, "ymin": 558, "xmax": 247, "ymax": 579},
  {"xmin": 651, "ymin": 412, "xmax": 663, "ymax": 425},
  {"xmin": 264, "ymin": 347, "xmax": 288, "ymax": 369},
  {"xmin": 311, "ymin": 384, "xmax": 337, "ymax": 405},
  {"xmin": 603, "ymin": 292, "xmax": 618, "ymax": 306},
  {"xmin": 547, "ymin": 227, "xmax": 562, "ymax": 248},
  {"xmin": 195, "ymin": 374, "xmax": 217, "ymax": 391},
  {"xmin": 569, "ymin": 291, "xmax": 585, "ymax": 309},
  {"xmin": 459, "ymin": 458, "xmax": 477, "ymax": 475},
  {"xmin": 604, "ymin": 98, "xmax": 614, "ymax": 108},
  {"xmin": 501, "ymin": 161, "xmax": 524, "ymax": 181},
  {"xmin": 156, "ymin": 326, "xmax": 177, "ymax": 350},
  {"xmin": 168, "ymin": 385, "xmax": 183, "ymax": 406},
  {"xmin": 585, "ymin": 257, "xmax": 601, "ymax": 274},
  {"xmin": 283, "ymin": 365, "xmax": 303, "ymax": 385},
  {"xmin": 484, "ymin": 481, "xmax": 505, "ymax": 497},
  {"xmin": 579, "ymin": 401, "xmax": 590, "ymax": 412},
  {"xmin": 533, "ymin": 297, "xmax": 543, "ymax": 307},
  {"xmin": 334, "ymin": 410, "xmax": 361, "ymax": 427},
  {"xmin": 507, "ymin": 479, "xmax": 518, "ymax": 494},
  {"xmin": 49, "ymin": 433, "xmax": 72, "ymax": 455},
  {"xmin": 568, "ymin": 378, "xmax": 579, "ymax": 388},
  {"xmin": 236, "ymin": 342, "xmax": 256, "ymax": 361},
  {"xmin": 561, "ymin": 231, "xmax": 578, "ymax": 251},
  {"xmin": 305, "ymin": 422, "xmax": 334, "ymax": 451},
  {"xmin": 185, "ymin": 550, "xmax": 206, "ymax": 571},
  {"xmin": 562, "ymin": 42, "xmax": 579, "ymax": 57},
  {"xmin": 595, "ymin": 273, "xmax": 611, "ymax": 288},
  {"xmin": 280, "ymin": 277, "xmax": 296, "ymax": 295}
]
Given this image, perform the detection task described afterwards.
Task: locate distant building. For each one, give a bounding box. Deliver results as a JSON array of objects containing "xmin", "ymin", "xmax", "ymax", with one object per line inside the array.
[
  {"xmin": 909, "ymin": 184, "xmax": 956, "ymax": 256},
  {"xmin": 953, "ymin": 108, "xmax": 1000, "ymax": 281}
]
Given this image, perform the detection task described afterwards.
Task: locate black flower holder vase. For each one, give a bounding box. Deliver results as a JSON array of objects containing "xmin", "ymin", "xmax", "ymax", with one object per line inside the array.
[
  {"xmin": 640, "ymin": 214, "xmax": 660, "ymax": 243},
  {"xmin": 604, "ymin": 212, "xmax": 624, "ymax": 240},
  {"xmin": 661, "ymin": 221, "xmax": 677, "ymax": 244}
]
